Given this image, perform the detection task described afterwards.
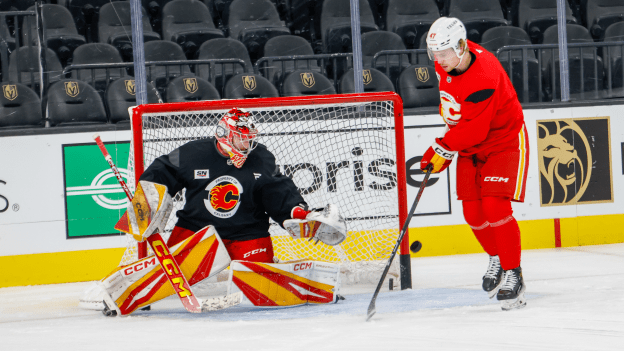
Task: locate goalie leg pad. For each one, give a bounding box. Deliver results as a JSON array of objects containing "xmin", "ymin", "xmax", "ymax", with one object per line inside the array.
[
  {"xmin": 100, "ymin": 226, "xmax": 231, "ymax": 315},
  {"xmin": 227, "ymin": 260, "xmax": 341, "ymax": 307}
]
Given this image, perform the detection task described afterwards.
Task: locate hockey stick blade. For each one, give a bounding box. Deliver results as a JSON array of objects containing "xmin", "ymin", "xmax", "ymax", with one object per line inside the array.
[
  {"xmin": 366, "ymin": 166, "xmax": 433, "ymax": 321},
  {"xmin": 201, "ymin": 292, "xmax": 244, "ymax": 312}
]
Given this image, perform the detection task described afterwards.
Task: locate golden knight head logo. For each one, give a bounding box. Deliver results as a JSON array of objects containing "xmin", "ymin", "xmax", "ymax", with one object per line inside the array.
[
  {"xmin": 183, "ymin": 77, "xmax": 198, "ymax": 93},
  {"xmin": 125, "ymin": 80, "xmax": 136, "ymax": 95},
  {"xmin": 537, "ymin": 120, "xmax": 592, "ymax": 205},
  {"xmin": 2, "ymin": 85, "xmax": 18, "ymax": 101},
  {"xmin": 64, "ymin": 81, "xmax": 80, "ymax": 97},
  {"xmin": 416, "ymin": 67, "xmax": 429, "ymax": 83},
  {"xmin": 362, "ymin": 70, "xmax": 372, "ymax": 85},
  {"xmin": 300, "ymin": 72, "xmax": 315, "ymax": 88},
  {"xmin": 242, "ymin": 76, "xmax": 257, "ymax": 91}
]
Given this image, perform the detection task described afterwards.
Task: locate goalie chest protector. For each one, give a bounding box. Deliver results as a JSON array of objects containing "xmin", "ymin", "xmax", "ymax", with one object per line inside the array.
[{"xmin": 140, "ymin": 137, "xmax": 305, "ymax": 241}]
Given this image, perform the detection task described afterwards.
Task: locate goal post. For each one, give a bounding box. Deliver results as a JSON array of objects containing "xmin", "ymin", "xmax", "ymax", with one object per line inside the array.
[{"xmin": 125, "ymin": 92, "xmax": 411, "ymax": 289}]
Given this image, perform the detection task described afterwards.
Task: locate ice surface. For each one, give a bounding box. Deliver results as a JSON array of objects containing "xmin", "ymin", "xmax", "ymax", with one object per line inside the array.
[{"xmin": 1, "ymin": 244, "xmax": 623, "ymax": 350}]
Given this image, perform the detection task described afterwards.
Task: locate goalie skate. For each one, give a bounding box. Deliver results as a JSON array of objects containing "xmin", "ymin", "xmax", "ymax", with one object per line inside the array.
[{"xmin": 201, "ymin": 292, "xmax": 243, "ymax": 312}]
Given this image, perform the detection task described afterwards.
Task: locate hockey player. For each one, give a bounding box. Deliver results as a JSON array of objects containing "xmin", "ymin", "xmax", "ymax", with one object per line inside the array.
[{"xmin": 421, "ymin": 17, "xmax": 529, "ymax": 310}]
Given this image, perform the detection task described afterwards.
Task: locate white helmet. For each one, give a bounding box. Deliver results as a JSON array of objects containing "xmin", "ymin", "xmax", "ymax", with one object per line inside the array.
[{"xmin": 426, "ymin": 17, "xmax": 467, "ymax": 61}]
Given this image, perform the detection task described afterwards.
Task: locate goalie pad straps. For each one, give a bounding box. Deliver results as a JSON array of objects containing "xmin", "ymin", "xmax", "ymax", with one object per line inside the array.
[
  {"xmin": 100, "ymin": 226, "xmax": 231, "ymax": 315},
  {"xmin": 114, "ymin": 180, "xmax": 173, "ymax": 242},
  {"xmin": 227, "ymin": 260, "xmax": 341, "ymax": 307}
]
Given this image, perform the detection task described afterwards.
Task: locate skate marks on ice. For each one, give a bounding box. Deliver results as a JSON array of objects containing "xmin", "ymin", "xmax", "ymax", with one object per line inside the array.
[{"xmin": 133, "ymin": 288, "xmax": 539, "ymax": 321}]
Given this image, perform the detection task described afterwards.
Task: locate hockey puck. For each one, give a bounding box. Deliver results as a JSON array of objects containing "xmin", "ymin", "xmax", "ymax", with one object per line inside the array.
[{"xmin": 410, "ymin": 240, "xmax": 422, "ymax": 253}]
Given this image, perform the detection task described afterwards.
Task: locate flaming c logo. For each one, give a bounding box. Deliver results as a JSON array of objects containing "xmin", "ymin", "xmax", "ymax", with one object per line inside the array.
[{"xmin": 204, "ymin": 176, "xmax": 243, "ymax": 218}]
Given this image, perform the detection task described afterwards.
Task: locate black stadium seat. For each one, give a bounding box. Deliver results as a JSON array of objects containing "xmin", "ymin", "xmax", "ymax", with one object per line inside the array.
[
  {"xmin": 285, "ymin": 0, "xmax": 324, "ymax": 41},
  {"xmin": 165, "ymin": 76, "xmax": 221, "ymax": 102},
  {"xmin": 320, "ymin": 0, "xmax": 378, "ymax": 53},
  {"xmin": 223, "ymin": 73, "xmax": 279, "ymax": 98},
  {"xmin": 0, "ymin": 83, "xmax": 43, "ymax": 129},
  {"xmin": 514, "ymin": 0, "xmax": 577, "ymax": 44},
  {"xmin": 197, "ymin": 38, "xmax": 252, "ymax": 93},
  {"xmin": 386, "ymin": 0, "xmax": 440, "ymax": 49},
  {"xmin": 68, "ymin": 0, "xmax": 122, "ymax": 42},
  {"xmin": 480, "ymin": 26, "xmax": 540, "ymax": 102},
  {"xmin": 603, "ymin": 22, "xmax": 624, "ymax": 95},
  {"xmin": 46, "ymin": 80, "xmax": 108, "ymax": 126},
  {"xmin": 105, "ymin": 78, "xmax": 161, "ymax": 123},
  {"xmin": 261, "ymin": 35, "xmax": 321, "ymax": 86},
  {"xmin": 361, "ymin": 31, "xmax": 409, "ymax": 87},
  {"xmin": 582, "ymin": 0, "xmax": 624, "ymax": 39},
  {"xmin": 162, "ymin": 0, "xmax": 224, "ymax": 59},
  {"xmin": 71, "ymin": 43, "xmax": 125, "ymax": 95},
  {"xmin": 144, "ymin": 40, "xmax": 193, "ymax": 94},
  {"xmin": 0, "ymin": 0, "xmax": 36, "ymax": 11},
  {"xmin": 8, "ymin": 47, "xmax": 63, "ymax": 93},
  {"xmin": 141, "ymin": 0, "xmax": 176, "ymax": 33},
  {"xmin": 339, "ymin": 67, "xmax": 395, "ymax": 93},
  {"xmin": 447, "ymin": 0, "xmax": 509, "ymax": 43},
  {"xmin": 397, "ymin": 65, "xmax": 439, "ymax": 108},
  {"xmin": 227, "ymin": 0, "xmax": 291, "ymax": 62},
  {"xmin": 281, "ymin": 70, "xmax": 336, "ymax": 96},
  {"xmin": 99, "ymin": 1, "xmax": 161, "ymax": 61},
  {"xmin": 22, "ymin": 4, "xmax": 86, "ymax": 66}
]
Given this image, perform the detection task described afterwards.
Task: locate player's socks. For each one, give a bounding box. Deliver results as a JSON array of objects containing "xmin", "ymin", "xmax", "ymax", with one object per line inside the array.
[
  {"xmin": 482, "ymin": 255, "xmax": 503, "ymax": 298},
  {"xmin": 497, "ymin": 266, "xmax": 527, "ymax": 310}
]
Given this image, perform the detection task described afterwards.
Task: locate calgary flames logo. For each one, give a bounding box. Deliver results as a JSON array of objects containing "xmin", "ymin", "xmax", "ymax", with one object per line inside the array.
[
  {"xmin": 204, "ymin": 176, "xmax": 243, "ymax": 218},
  {"xmin": 439, "ymin": 91, "xmax": 461, "ymax": 126}
]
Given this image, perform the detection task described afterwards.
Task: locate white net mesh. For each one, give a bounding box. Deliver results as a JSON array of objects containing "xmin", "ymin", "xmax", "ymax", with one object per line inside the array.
[{"xmin": 122, "ymin": 99, "xmax": 403, "ymax": 286}]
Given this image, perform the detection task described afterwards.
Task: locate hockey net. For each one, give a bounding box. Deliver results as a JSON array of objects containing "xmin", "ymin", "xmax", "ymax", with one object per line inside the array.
[{"xmin": 121, "ymin": 93, "xmax": 408, "ymax": 287}]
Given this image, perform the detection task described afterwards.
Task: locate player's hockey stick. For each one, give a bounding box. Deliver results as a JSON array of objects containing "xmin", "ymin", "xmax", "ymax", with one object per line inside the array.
[
  {"xmin": 92, "ymin": 134, "xmax": 203, "ymax": 313},
  {"xmin": 366, "ymin": 165, "xmax": 433, "ymax": 321}
]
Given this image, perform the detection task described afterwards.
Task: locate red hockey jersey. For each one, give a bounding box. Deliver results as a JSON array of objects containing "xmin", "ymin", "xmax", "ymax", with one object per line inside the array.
[{"xmin": 435, "ymin": 41, "xmax": 524, "ymax": 156}]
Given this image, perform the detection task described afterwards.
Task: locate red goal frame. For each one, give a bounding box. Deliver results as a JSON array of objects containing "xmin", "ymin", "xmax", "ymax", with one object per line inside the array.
[{"xmin": 130, "ymin": 92, "xmax": 411, "ymax": 288}]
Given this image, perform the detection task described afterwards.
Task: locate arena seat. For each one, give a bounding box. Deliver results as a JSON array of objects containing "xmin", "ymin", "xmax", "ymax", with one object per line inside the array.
[
  {"xmin": 0, "ymin": 83, "xmax": 43, "ymax": 129},
  {"xmin": 320, "ymin": 0, "xmax": 378, "ymax": 53},
  {"xmin": 339, "ymin": 67, "xmax": 395, "ymax": 93},
  {"xmin": 144, "ymin": 40, "xmax": 193, "ymax": 94},
  {"xmin": 162, "ymin": 0, "xmax": 224, "ymax": 59},
  {"xmin": 105, "ymin": 78, "xmax": 161, "ymax": 123},
  {"xmin": 541, "ymin": 24, "xmax": 604, "ymax": 100},
  {"xmin": 99, "ymin": 1, "xmax": 161, "ymax": 61},
  {"xmin": 281, "ymin": 70, "xmax": 336, "ymax": 96},
  {"xmin": 22, "ymin": 5, "xmax": 86, "ymax": 66},
  {"xmin": 141, "ymin": 0, "xmax": 176, "ymax": 33},
  {"xmin": 603, "ymin": 22, "xmax": 624, "ymax": 95},
  {"xmin": 361, "ymin": 31, "xmax": 409, "ymax": 87},
  {"xmin": 197, "ymin": 38, "xmax": 252, "ymax": 93},
  {"xmin": 8, "ymin": 47, "xmax": 63, "ymax": 93},
  {"xmin": 0, "ymin": 0, "xmax": 36, "ymax": 11},
  {"xmin": 386, "ymin": 0, "xmax": 440, "ymax": 49},
  {"xmin": 285, "ymin": 0, "xmax": 324, "ymax": 41},
  {"xmin": 397, "ymin": 65, "xmax": 439, "ymax": 108},
  {"xmin": 227, "ymin": 0, "xmax": 291, "ymax": 62},
  {"xmin": 582, "ymin": 0, "xmax": 624, "ymax": 40},
  {"xmin": 514, "ymin": 0, "xmax": 577, "ymax": 43},
  {"xmin": 480, "ymin": 26, "xmax": 540, "ymax": 102},
  {"xmin": 260, "ymin": 35, "xmax": 320, "ymax": 86},
  {"xmin": 70, "ymin": 43, "xmax": 125, "ymax": 96},
  {"xmin": 67, "ymin": 0, "xmax": 120, "ymax": 42},
  {"xmin": 45, "ymin": 80, "xmax": 108, "ymax": 126},
  {"xmin": 165, "ymin": 76, "xmax": 221, "ymax": 102},
  {"xmin": 223, "ymin": 73, "xmax": 279, "ymax": 98},
  {"xmin": 447, "ymin": 0, "xmax": 509, "ymax": 43}
]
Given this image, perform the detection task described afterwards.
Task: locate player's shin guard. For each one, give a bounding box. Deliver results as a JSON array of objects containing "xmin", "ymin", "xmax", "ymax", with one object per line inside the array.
[
  {"xmin": 100, "ymin": 226, "xmax": 231, "ymax": 316},
  {"xmin": 463, "ymin": 200, "xmax": 498, "ymax": 256},
  {"xmin": 481, "ymin": 197, "xmax": 521, "ymax": 270},
  {"xmin": 227, "ymin": 260, "xmax": 341, "ymax": 307}
]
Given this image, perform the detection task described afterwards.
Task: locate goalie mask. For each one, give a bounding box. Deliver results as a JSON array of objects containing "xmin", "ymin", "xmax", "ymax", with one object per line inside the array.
[{"xmin": 215, "ymin": 108, "xmax": 258, "ymax": 168}]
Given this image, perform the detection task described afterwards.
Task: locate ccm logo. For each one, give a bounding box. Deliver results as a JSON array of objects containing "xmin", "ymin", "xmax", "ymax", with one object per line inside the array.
[
  {"xmin": 434, "ymin": 147, "xmax": 454, "ymax": 158},
  {"xmin": 294, "ymin": 262, "xmax": 313, "ymax": 271},
  {"xmin": 243, "ymin": 248, "xmax": 267, "ymax": 258},
  {"xmin": 484, "ymin": 177, "xmax": 509, "ymax": 182},
  {"xmin": 123, "ymin": 257, "xmax": 157, "ymax": 276}
]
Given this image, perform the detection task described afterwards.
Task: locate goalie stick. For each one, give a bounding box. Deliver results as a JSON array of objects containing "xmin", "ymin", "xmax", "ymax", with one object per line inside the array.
[
  {"xmin": 366, "ymin": 165, "xmax": 433, "ymax": 321},
  {"xmin": 92, "ymin": 134, "xmax": 204, "ymax": 313}
]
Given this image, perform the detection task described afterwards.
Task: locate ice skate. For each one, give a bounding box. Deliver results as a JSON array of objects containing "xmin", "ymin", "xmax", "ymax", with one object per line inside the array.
[
  {"xmin": 497, "ymin": 266, "xmax": 526, "ymax": 311},
  {"xmin": 482, "ymin": 255, "xmax": 503, "ymax": 298}
]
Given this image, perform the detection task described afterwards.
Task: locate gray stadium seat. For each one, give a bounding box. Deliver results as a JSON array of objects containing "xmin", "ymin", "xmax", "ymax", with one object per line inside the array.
[
  {"xmin": 582, "ymin": 0, "xmax": 624, "ymax": 39},
  {"xmin": 361, "ymin": 31, "xmax": 409, "ymax": 87},
  {"xmin": 339, "ymin": 67, "xmax": 395, "ymax": 93},
  {"xmin": 386, "ymin": 0, "xmax": 440, "ymax": 49},
  {"xmin": 447, "ymin": 0, "xmax": 509, "ymax": 43},
  {"xmin": 223, "ymin": 73, "xmax": 279, "ymax": 98},
  {"xmin": 105, "ymin": 78, "xmax": 161, "ymax": 123},
  {"xmin": 165, "ymin": 76, "xmax": 221, "ymax": 102},
  {"xmin": 71, "ymin": 43, "xmax": 125, "ymax": 96},
  {"xmin": 144, "ymin": 40, "xmax": 193, "ymax": 94},
  {"xmin": 281, "ymin": 70, "xmax": 336, "ymax": 96},
  {"xmin": 197, "ymin": 38, "xmax": 252, "ymax": 93},
  {"xmin": 46, "ymin": 80, "xmax": 108, "ymax": 126},
  {"xmin": 320, "ymin": 0, "xmax": 378, "ymax": 53},
  {"xmin": 0, "ymin": 83, "xmax": 43, "ymax": 129},
  {"xmin": 260, "ymin": 35, "xmax": 320, "ymax": 86},
  {"xmin": 514, "ymin": 0, "xmax": 577, "ymax": 43},
  {"xmin": 8, "ymin": 47, "xmax": 63, "ymax": 93},
  {"xmin": 397, "ymin": 65, "xmax": 440, "ymax": 108}
]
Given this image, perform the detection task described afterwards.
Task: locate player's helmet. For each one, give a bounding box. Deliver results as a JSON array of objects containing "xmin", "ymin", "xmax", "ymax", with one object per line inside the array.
[
  {"xmin": 426, "ymin": 17, "xmax": 467, "ymax": 61},
  {"xmin": 215, "ymin": 108, "xmax": 258, "ymax": 168}
]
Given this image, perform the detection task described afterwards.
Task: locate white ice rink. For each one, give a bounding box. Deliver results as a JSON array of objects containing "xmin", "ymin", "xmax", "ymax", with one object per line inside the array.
[{"xmin": 1, "ymin": 244, "xmax": 623, "ymax": 351}]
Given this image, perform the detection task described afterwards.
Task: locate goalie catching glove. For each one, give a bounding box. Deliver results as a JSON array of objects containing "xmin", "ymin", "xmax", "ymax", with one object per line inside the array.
[
  {"xmin": 283, "ymin": 204, "xmax": 347, "ymax": 246},
  {"xmin": 114, "ymin": 180, "xmax": 173, "ymax": 242}
]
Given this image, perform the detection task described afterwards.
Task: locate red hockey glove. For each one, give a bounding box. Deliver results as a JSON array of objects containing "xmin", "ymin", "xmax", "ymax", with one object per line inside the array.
[{"xmin": 420, "ymin": 138, "xmax": 457, "ymax": 173}]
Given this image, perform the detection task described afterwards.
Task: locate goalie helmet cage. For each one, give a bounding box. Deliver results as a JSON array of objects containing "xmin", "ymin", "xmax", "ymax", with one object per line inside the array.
[{"xmin": 125, "ymin": 92, "xmax": 412, "ymax": 289}]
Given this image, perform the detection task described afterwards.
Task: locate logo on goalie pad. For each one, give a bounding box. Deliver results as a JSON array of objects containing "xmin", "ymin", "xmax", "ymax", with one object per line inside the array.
[
  {"xmin": 204, "ymin": 176, "xmax": 243, "ymax": 218},
  {"xmin": 123, "ymin": 257, "xmax": 158, "ymax": 276}
]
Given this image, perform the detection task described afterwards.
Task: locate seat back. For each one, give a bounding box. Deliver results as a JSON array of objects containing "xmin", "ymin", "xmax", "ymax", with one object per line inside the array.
[
  {"xmin": 339, "ymin": 67, "xmax": 395, "ymax": 93},
  {"xmin": 0, "ymin": 83, "xmax": 42, "ymax": 129},
  {"xmin": 223, "ymin": 73, "xmax": 279, "ymax": 98},
  {"xmin": 480, "ymin": 26, "xmax": 534, "ymax": 58},
  {"xmin": 144, "ymin": 40, "xmax": 193, "ymax": 91},
  {"xmin": 68, "ymin": 0, "xmax": 116, "ymax": 41},
  {"xmin": 261, "ymin": 35, "xmax": 319, "ymax": 85},
  {"xmin": 165, "ymin": 76, "xmax": 221, "ymax": 102},
  {"xmin": 604, "ymin": 22, "xmax": 624, "ymax": 92},
  {"xmin": 281, "ymin": 70, "xmax": 336, "ymax": 96},
  {"xmin": 197, "ymin": 38, "xmax": 252, "ymax": 92},
  {"xmin": 448, "ymin": 0, "xmax": 508, "ymax": 42},
  {"xmin": 71, "ymin": 43, "xmax": 125, "ymax": 93},
  {"xmin": 105, "ymin": 78, "xmax": 160, "ymax": 123},
  {"xmin": 46, "ymin": 80, "xmax": 108, "ymax": 126},
  {"xmin": 515, "ymin": 0, "xmax": 576, "ymax": 43},
  {"xmin": 321, "ymin": 0, "xmax": 378, "ymax": 53},
  {"xmin": 397, "ymin": 65, "xmax": 439, "ymax": 108},
  {"xmin": 362, "ymin": 31, "xmax": 408, "ymax": 85},
  {"xmin": 8, "ymin": 47, "xmax": 63, "ymax": 91},
  {"xmin": 386, "ymin": 0, "xmax": 440, "ymax": 49},
  {"xmin": 584, "ymin": 0, "xmax": 624, "ymax": 39}
]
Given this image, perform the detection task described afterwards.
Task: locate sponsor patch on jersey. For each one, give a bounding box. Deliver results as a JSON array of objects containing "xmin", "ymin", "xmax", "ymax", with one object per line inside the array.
[
  {"xmin": 439, "ymin": 91, "xmax": 461, "ymax": 126},
  {"xmin": 204, "ymin": 176, "xmax": 243, "ymax": 218},
  {"xmin": 194, "ymin": 169, "xmax": 210, "ymax": 179}
]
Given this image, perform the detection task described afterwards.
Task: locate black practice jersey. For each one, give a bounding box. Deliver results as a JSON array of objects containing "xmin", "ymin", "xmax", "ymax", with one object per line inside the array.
[{"xmin": 140, "ymin": 137, "xmax": 306, "ymax": 241}]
